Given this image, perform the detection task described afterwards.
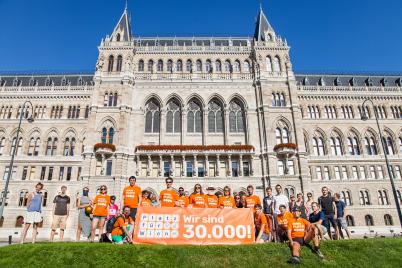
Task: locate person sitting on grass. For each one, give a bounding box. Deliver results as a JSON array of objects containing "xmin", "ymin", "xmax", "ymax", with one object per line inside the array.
[
  {"xmin": 254, "ymin": 204, "xmax": 270, "ymax": 243},
  {"xmin": 287, "ymin": 206, "xmax": 324, "ymax": 264},
  {"xmin": 111, "ymin": 206, "xmax": 133, "ymax": 244},
  {"xmin": 308, "ymin": 202, "xmax": 328, "ymax": 240},
  {"xmin": 276, "ymin": 204, "xmax": 293, "ymax": 242},
  {"xmin": 140, "ymin": 190, "xmax": 153, "ymax": 207}
]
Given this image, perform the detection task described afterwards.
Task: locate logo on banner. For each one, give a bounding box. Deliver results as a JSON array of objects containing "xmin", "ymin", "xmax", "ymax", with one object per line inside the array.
[{"xmin": 138, "ymin": 213, "xmax": 180, "ymax": 239}]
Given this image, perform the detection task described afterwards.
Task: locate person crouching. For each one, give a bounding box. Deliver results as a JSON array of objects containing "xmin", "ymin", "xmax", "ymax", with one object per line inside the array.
[{"xmin": 111, "ymin": 206, "xmax": 133, "ymax": 244}]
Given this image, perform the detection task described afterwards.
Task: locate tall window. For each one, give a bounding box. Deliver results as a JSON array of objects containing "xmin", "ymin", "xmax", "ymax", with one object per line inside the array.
[
  {"xmin": 46, "ymin": 137, "xmax": 58, "ymax": 156},
  {"xmin": 377, "ymin": 189, "xmax": 389, "ymax": 205},
  {"xmin": 186, "ymin": 60, "xmax": 192, "ymax": 72},
  {"xmin": 63, "ymin": 137, "xmax": 76, "ymax": 156},
  {"xmin": 365, "ymin": 215, "xmax": 374, "ymax": 226},
  {"xmin": 266, "ymin": 56, "xmax": 272, "ymax": 72},
  {"xmin": 138, "ymin": 60, "xmax": 144, "ymax": 71},
  {"xmin": 157, "ymin": 60, "xmax": 163, "ymax": 72},
  {"xmin": 166, "ymin": 99, "xmax": 181, "ymax": 133},
  {"xmin": 273, "ymin": 56, "xmax": 281, "ymax": 72},
  {"xmin": 243, "ymin": 61, "xmax": 250, "ymax": 73},
  {"xmin": 359, "ymin": 190, "xmax": 370, "ymax": 205},
  {"xmin": 196, "ymin": 60, "xmax": 202, "ymax": 72},
  {"xmin": 215, "ymin": 60, "xmax": 222, "ymax": 72},
  {"xmin": 233, "ymin": 60, "xmax": 241, "ymax": 72},
  {"xmin": 11, "ymin": 137, "xmax": 23, "ymax": 156},
  {"xmin": 176, "ymin": 60, "xmax": 183, "ymax": 72},
  {"xmin": 347, "ymin": 136, "xmax": 360, "ymax": 155},
  {"xmin": 229, "ymin": 100, "xmax": 245, "ymax": 133},
  {"xmin": 365, "ymin": 136, "xmax": 378, "ymax": 155},
  {"xmin": 382, "ymin": 135, "xmax": 395, "ymax": 155},
  {"xmin": 144, "ymin": 99, "xmax": 160, "ymax": 133},
  {"xmin": 107, "ymin": 55, "xmax": 114, "ymax": 72},
  {"xmin": 224, "ymin": 60, "xmax": 231, "ymax": 72},
  {"xmin": 0, "ymin": 137, "xmax": 5, "ymax": 155},
  {"xmin": 147, "ymin": 60, "xmax": 154, "ymax": 72},
  {"xmin": 346, "ymin": 215, "xmax": 355, "ymax": 226},
  {"xmin": 341, "ymin": 190, "xmax": 352, "ymax": 205},
  {"xmin": 19, "ymin": 190, "xmax": 29, "ymax": 206},
  {"xmin": 399, "ymin": 137, "xmax": 402, "ymax": 153},
  {"xmin": 116, "ymin": 55, "xmax": 123, "ymax": 72},
  {"xmin": 275, "ymin": 127, "xmax": 289, "ymax": 144},
  {"xmin": 206, "ymin": 60, "xmax": 212, "ymax": 73},
  {"xmin": 28, "ymin": 137, "xmax": 40, "ymax": 156},
  {"xmin": 187, "ymin": 100, "xmax": 202, "ymax": 133},
  {"xmin": 384, "ymin": 214, "xmax": 393, "ymax": 226},
  {"xmin": 330, "ymin": 136, "xmax": 343, "ymax": 155},
  {"xmin": 313, "ymin": 136, "xmax": 325, "ymax": 156},
  {"xmin": 167, "ymin": 60, "xmax": 173, "ymax": 72},
  {"xmin": 208, "ymin": 100, "xmax": 224, "ymax": 133}
]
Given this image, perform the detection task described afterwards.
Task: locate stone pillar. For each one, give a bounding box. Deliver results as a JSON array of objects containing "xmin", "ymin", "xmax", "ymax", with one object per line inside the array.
[
  {"xmin": 193, "ymin": 154, "xmax": 197, "ymax": 177},
  {"xmin": 170, "ymin": 155, "xmax": 174, "ymax": 177},
  {"xmin": 159, "ymin": 155, "xmax": 163, "ymax": 177},
  {"xmin": 147, "ymin": 155, "xmax": 151, "ymax": 177},
  {"xmin": 182, "ymin": 154, "xmax": 186, "ymax": 177},
  {"xmin": 250, "ymin": 155, "xmax": 254, "ymax": 176},
  {"xmin": 216, "ymin": 154, "xmax": 220, "ymax": 177},
  {"xmin": 239, "ymin": 155, "xmax": 243, "ymax": 176},
  {"xmin": 228, "ymin": 154, "xmax": 232, "ymax": 177},
  {"xmin": 205, "ymin": 155, "xmax": 209, "ymax": 177},
  {"xmin": 135, "ymin": 155, "xmax": 140, "ymax": 176}
]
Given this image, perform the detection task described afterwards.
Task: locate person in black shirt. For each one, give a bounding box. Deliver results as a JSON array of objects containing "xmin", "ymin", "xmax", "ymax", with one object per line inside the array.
[{"xmin": 318, "ymin": 186, "xmax": 339, "ymax": 240}]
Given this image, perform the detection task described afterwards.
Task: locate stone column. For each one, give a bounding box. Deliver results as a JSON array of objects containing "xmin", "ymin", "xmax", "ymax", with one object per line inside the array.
[
  {"xmin": 182, "ymin": 154, "xmax": 186, "ymax": 177},
  {"xmin": 239, "ymin": 155, "xmax": 243, "ymax": 176},
  {"xmin": 159, "ymin": 155, "xmax": 163, "ymax": 177},
  {"xmin": 193, "ymin": 154, "xmax": 197, "ymax": 177},
  {"xmin": 228, "ymin": 154, "xmax": 232, "ymax": 177},
  {"xmin": 170, "ymin": 155, "xmax": 174, "ymax": 177},
  {"xmin": 216, "ymin": 154, "xmax": 220, "ymax": 177},
  {"xmin": 135, "ymin": 155, "xmax": 140, "ymax": 176},
  {"xmin": 205, "ymin": 155, "xmax": 209, "ymax": 177},
  {"xmin": 147, "ymin": 155, "xmax": 151, "ymax": 177}
]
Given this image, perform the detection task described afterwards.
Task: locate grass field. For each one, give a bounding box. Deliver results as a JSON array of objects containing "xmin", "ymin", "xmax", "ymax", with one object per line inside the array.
[{"xmin": 0, "ymin": 238, "xmax": 401, "ymax": 268}]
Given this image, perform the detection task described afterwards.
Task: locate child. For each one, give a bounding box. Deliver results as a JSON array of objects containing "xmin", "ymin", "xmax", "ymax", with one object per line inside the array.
[
  {"xmin": 107, "ymin": 195, "xmax": 119, "ymax": 221},
  {"xmin": 140, "ymin": 190, "xmax": 153, "ymax": 207}
]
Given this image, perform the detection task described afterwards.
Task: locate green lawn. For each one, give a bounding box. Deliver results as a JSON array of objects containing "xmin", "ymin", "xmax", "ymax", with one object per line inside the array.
[{"xmin": 0, "ymin": 238, "xmax": 401, "ymax": 268}]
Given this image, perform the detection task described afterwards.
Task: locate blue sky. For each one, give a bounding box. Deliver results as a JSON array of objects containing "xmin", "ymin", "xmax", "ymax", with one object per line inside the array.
[{"xmin": 0, "ymin": 0, "xmax": 401, "ymax": 74}]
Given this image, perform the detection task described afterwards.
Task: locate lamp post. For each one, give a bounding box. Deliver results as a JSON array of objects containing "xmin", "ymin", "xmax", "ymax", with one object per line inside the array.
[
  {"xmin": 361, "ymin": 98, "xmax": 402, "ymax": 227},
  {"xmin": 0, "ymin": 100, "xmax": 34, "ymax": 221}
]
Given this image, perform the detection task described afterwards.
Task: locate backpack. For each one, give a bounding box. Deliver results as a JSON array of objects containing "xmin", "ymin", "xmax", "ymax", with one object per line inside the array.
[{"xmin": 106, "ymin": 215, "xmax": 123, "ymax": 233}]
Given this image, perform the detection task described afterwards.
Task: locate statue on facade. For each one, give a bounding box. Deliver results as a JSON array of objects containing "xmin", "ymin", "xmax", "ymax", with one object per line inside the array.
[{"xmin": 95, "ymin": 55, "xmax": 104, "ymax": 71}]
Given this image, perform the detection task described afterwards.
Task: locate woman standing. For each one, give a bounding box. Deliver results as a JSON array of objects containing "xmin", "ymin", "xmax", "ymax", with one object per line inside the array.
[
  {"xmin": 189, "ymin": 184, "xmax": 206, "ymax": 208},
  {"xmin": 76, "ymin": 187, "xmax": 92, "ymax": 241},
  {"xmin": 234, "ymin": 193, "xmax": 244, "ymax": 208},
  {"xmin": 20, "ymin": 183, "xmax": 44, "ymax": 244},
  {"xmin": 305, "ymin": 192, "xmax": 315, "ymax": 216},
  {"xmin": 219, "ymin": 186, "xmax": 236, "ymax": 208},
  {"xmin": 90, "ymin": 185, "xmax": 110, "ymax": 242}
]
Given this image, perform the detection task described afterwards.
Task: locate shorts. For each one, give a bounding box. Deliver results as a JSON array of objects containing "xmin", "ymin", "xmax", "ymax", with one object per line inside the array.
[
  {"xmin": 293, "ymin": 237, "xmax": 305, "ymax": 246},
  {"xmin": 129, "ymin": 208, "xmax": 138, "ymax": 221},
  {"xmin": 112, "ymin": 234, "xmax": 125, "ymax": 243},
  {"xmin": 260, "ymin": 233, "xmax": 270, "ymax": 242},
  {"xmin": 25, "ymin": 211, "xmax": 42, "ymax": 224},
  {"xmin": 316, "ymin": 224, "xmax": 327, "ymax": 235},
  {"xmin": 278, "ymin": 229, "xmax": 288, "ymax": 242},
  {"xmin": 93, "ymin": 216, "xmax": 106, "ymax": 221},
  {"xmin": 51, "ymin": 215, "xmax": 67, "ymax": 230},
  {"xmin": 337, "ymin": 217, "xmax": 347, "ymax": 229}
]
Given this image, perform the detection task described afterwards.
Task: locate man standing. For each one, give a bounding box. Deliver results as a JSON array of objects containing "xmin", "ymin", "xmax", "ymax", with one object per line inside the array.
[
  {"xmin": 263, "ymin": 187, "xmax": 274, "ymax": 215},
  {"xmin": 159, "ymin": 177, "xmax": 178, "ymax": 207},
  {"xmin": 205, "ymin": 186, "xmax": 219, "ymax": 208},
  {"xmin": 122, "ymin": 176, "xmax": 142, "ymax": 221},
  {"xmin": 273, "ymin": 185, "xmax": 289, "ymax": 215},
  {"xmin": 177, "ymin": 187, "xmax": 189, "ymax": 208},
  {"xmin": 20, "ymin": 182, "xmax": 44, "ymax": 244},
  {"xmin": 244, "ymin": 185, "xmax": 261, "ymax": 211},
  {"xmin": 318, "ymin": 186, "xmax": 339, "ymax": 240},
  {"xmin": 334, "ymin": 193, "xmax": 351, "ymax": 239},
  {"xmin": 50, "ymin": 186, "xmax": 70, "ymax": 242}
]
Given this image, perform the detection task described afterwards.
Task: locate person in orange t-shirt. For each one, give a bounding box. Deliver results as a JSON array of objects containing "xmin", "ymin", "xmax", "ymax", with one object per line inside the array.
[
  {"xmin": 189, "ymin": 184, "xmax": 206, "ymax": 208},
  {"xmin": 254, "ymin": 204, "xmax": 270, "ymax": 243},
  {"xmin": 276, "ymin": 204, "xmax": 293, "ymax": 242},
  {"xmin": 244, "ymin": 185, "xmax": 261, "ymax": 211},
  {"xmin": 90, "ymin": 185, "xmax": 110, "ymax": 242},
  {"xmin": 219, "ymin": 186, "xmax": 235, "ymax": 208},
  {"xmin": 111, "ymin": 206, "xmax": 133, "ymax": 244},
  {"xmin": 177, "ymin": 187, "xmax": 189, "ymax": 208},
  {"xmin": 287, "ymin": 206, "xmax": 324, "ymax": 264},
  {"xmin": 159, "ymin": 177, "xmax": 179, "ymax": 207},
  {"xmin": 140, "ymin": 190, "xmax": 153, "ymax": 207},
  {"xmin": 122, "ymin": 176, "xmax": 142, "ymax": 221},
  {"xmin": 205, "ymin": 186, "xmax": 219, "ymax": 208}
]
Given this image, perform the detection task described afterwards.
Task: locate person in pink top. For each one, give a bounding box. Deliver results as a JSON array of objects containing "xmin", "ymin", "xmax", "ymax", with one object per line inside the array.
[{"xmin": 107, "ymin": 195, "xmax": 119, "ymax": 220}]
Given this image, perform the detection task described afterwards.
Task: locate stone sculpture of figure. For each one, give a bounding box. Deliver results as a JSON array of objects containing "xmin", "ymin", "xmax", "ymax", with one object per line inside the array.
[{"xmin": 96, "ymin": 55, "xmax": 104, "ymax": 71}]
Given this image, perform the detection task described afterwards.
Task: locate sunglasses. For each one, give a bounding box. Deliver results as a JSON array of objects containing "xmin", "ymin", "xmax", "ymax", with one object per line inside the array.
[
  {"xmin": 179, "ymin": 189, "xmax": 184, "ymax": 191},
  {"xmin": 195, "ymin": 187, "xmax": 201, "ymax": 189},
  {"xmin": 166, "ymin": 181, "xmax": 173, "ymax": 184},
  {"xmin": 101, "ymin": 188, "xmax": 106, "ymax": 190}
]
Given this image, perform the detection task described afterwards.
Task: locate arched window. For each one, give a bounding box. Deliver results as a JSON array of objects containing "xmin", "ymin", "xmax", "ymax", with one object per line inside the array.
[
  {"xmin": 64, "ymin": 138, "xmax": 70, "ymax": 156},
  {"xmin": 46, "ymin": 137, "xmax": 58, "ymax": 156},
  {"xmin": 107, "ymin": 55, "xmax": 114, "ymax": 72},
  {"xmin": 138, "ymin": 60, "xmax": 144, "ymax": 71},
  {"xmin": 266, "ymin": 56, "xmax": 272, "ymax": 72},
  {"xmin": 145, "ymin": 99, "xmax": 160, "ymax": 133},
  {"xmin": 11, "ymin": 137, "xmax": 23, "ymax": 156},
  {"xmin": 206, "ymin": 60, "xmax": 212, "ymax": 73},
  {"xmin": 116, "ymin": 33, "xmax": 121, "ymax": 41},
  {"xmin": 233, "ymin": 60, "xmax": 241, "ymax": 72},
  {"xmin": 382, "ymin": 135, "xmax": 395, "ymax": 155},
  {"xmin": 275, "ymin": 127, "xmax": 289, "ymax": 144},
  {"xmin": 108, "ymin": 128, "xmax": 114, "ymax": 144},
  {"xmin": 116, "ymin": 55, "xmax": 123, "ymax": 72},
  {"xmin": 187, "ymin": 100, "xmax": 202, "ymax": 133},
  {"xmin": 186, "ymin": 60, "xmax": 192, "ymax": 72},
  {"xmin": 346, "ymin": 215, "xmax": 355, "ymax": 226},
  {"xmin": 224, "ymin": 60, "xmax": 231, "ymax": 72},
  {"xmin": 365, "ymin": 136, "xmax": 378, "ymax": 155},
  {"xmin": 147, "ymin": 60, "xmax": 154, "ymax": 72},
  {"xmin": 208, "ymin": 99, "xmax": 224, "ymax": 133},
  {"xmin": 28, "ymin": 137, "xmax": 40, "ymax": 156},
  {"xmin": 273, "ymin": 56, "xmax": 281, "ymax": 72},
  {"xmin": 365, "ymin": 215, "xmax": 374, "ymax": 226},
  {"xmin": 377, "ymin": 189, "xmax": 389, "ymax": 205},
  {"xmin": 279, "ymin": 93, "xmax": 286, "ymax": 106},
  {"xmin": 176, "ymin": 60, "xmax": 183, "ymax": 72},
  {"xmin": 384, "ymin": 214, "xmax": 393, "ymax": 226},
  {"xmin": 229, "ymin": 100, "xmax": 245, "ymax": 133},
  {"xmin": 0, "ymin": 216, "xmax": 3, "ymax": 227},
  {"xmin": 101, "ymin": 128, "xmax": 107, "ymax": 143},
  {"xmin": 167, "ymin": 60, "xmax": 173, "ymax": 72},
  {"xmin": 196, "ymin": 60, "xmax": 202, "ymax": 72},
  {"xmin": 166, "ymin": 99, "xmax": 181, "ymax": 133},
  {"xmin": 397, "ymin": 190, "xmax": 402, "ymax": 204},
  {"xmin": 330, "ymin": 136, "xmax": 343, "ymax": 155},
  {"xmin": 243, "ymin": 61, "xmax": 250, "ymax": 73},
  {"xmin": 157, "ymin": 60, "xmax": 164, "ymax": 72},
  {"xmin": 399, "ymin": 137, "xmax": 402, "ymax": 153},
  {"xmin": 341, "ymin": 190, "xmax": 352, "ymax": 205},
  {"xmin": 313, "ymin": 136, "xmax": 325, "ymax": 156},
  {"xmin": 18, "ymin": 190, "xmax": 29, "ymax": 206},
  {"xmin": 215, "ymin": 60, "xmax": 222, "ymax": 72},
  {"xmin": 284, "ymin": 186, "xmax": 295, "ymax": 199},
  {"xmin": 348, "ymin": 136, "xmax": 361, "ymax": 155},
  {"xmin": 113, "ymin": 93, "xmax": 118, "ymax": 106},
  {"xmin": 0, "ymin": 137, "xmax": 5, "ymax": 155},
  {"xmin": 359, "ymin": 190, "xmax": 370, "ymax": 205}
]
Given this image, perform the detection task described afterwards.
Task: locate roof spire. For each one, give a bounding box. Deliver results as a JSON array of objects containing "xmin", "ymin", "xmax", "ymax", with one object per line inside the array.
[
  {"xmin": 254, "ymin": 5, "xmax": 275, "ymax": 42},
  {"xmin": 125, "ymin": 0, "xmax": 128, "ymax": 10},
  {"xmin": 111, "ymin": 3, "xmax": 133, "ymax": 42}
]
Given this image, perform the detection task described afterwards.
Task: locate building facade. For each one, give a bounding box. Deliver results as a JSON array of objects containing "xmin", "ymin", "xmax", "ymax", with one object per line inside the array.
[{"xmin": 0, "ymin": 7, "xmax": 401, "ymax": 239}]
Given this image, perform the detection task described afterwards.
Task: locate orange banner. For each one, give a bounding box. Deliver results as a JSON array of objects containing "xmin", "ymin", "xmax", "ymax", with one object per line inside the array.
[{"xmin": 134, "ymin": 206, "xmax": 255, "ymax": 245}]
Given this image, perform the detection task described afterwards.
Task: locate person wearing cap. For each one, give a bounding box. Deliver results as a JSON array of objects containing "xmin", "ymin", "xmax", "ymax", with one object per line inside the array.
[
  {"xmin": 140, "ymin": 190, "xmax": 153, "ymax": 207},
  {"xmin": 244, "ymin": 185, "xmax": 261, "ymax": 212},
  {"xmin": 287, "ymin": 206, "xmax": 324, "ymax": 264},
  {"xmin": 276, "ymin": 204, "xmax": 293, "ymax": 242},
  {"xmin": 219, "ymin": 186, "xmax": 236, "ymax": 208},
  {"xmin": 177, "ymin": 187, "xmax": 189, "ymax": 208},
  {"xmin": 189, "ymin": 184, "xmax": 206, "ymax": 208},
  {"xmin": 122, "ymin": 176, "xmax": 142, "ymax": 221},
  {"xmin": 205, "ymin": 186, "xmax": 219, "ymax": 208},
  {"xmin": 107, "ymin": 195, "xmax": 119, "ymax": 221}
]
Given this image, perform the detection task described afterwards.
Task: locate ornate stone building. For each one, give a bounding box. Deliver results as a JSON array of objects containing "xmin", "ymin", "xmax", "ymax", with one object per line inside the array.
[{"xmin": 0, "ymin": 7, "xmax": 401, "ymax": 239}]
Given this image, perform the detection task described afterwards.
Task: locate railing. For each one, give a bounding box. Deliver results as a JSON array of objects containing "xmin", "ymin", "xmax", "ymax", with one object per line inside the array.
[
  {"xmin": 298, "ymin": 85, "xmax": 402, "ymax": 93},
  {"xmin": 0, "ymin": 85, "xmax": 94, "ymax": 93},
  {"xmin": 130, "ymin": 72, "xmax": 254, "ymax": 81}
]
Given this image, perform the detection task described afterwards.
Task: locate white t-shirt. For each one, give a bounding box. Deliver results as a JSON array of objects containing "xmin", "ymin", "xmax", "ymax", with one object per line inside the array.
[{"xmin": 273, "ymin": 194, "xmax": 289, "ymax": 214}]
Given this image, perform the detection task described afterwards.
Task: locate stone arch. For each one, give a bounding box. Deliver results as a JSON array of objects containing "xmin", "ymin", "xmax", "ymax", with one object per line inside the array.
[
  {"xmin": 185, "ymin": 93, "xmax": 206, "ymax": 109},
  {"xmin": 143, "ymin": 94, "xmax": 163, "ymax": 109},
  {"xmin": 27, "ymin": 127, "xmax": 41, "ymax": 138},
  {"xmin": 273, "ymin": 116, "xmax": 292, "ymax": 132},
  {"xmin": 206, "ymin": 94, "xmax": 226, "ymax": 108},
  {"xmin": 61, "ymin": 127, "xmax": 78, "ymax": 140},
  {"xmin": 227, "ymin": 93, "xmax": 248, "ymax": 109},
  {"xmin": 44, "ymin": 127, "xmax": 60, "ymax": 139},
  {"xmin": 164, "ymin": 93, "xmax": 184, "ymax": 109},
  {"xmin": 97, "ymin": 116, "xmax": 117, "ymax": 131}
]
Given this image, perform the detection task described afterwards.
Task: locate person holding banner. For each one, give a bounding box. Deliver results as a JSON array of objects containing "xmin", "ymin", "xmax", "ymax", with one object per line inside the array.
[
  {"xmin": 205, "ymin": 186, "xmax": 219, "ymax": 208},
  {"xmin": 111, "ymin": 206, "xmax": 134, "ymax": 244},
  {"xmin": 159, "ymin": 177, "xmax": 179, "ymax": 207},
  {"xmin": 254, "ymin": 204, "xmax": 271, "ymax": 243},
  {"xmin": 90, "ymin": 185, "xmax": 110, "ymax": 242},
  {"xmin": 177, "ymin": 187, "xmax": 189, "ymax": 207},
  {"xmin": 219, "ymin": 186, "xmax": 236, "ymax": 208},
  {"xmin": 189, "ymin": 184, "xmax": 207, "ymax": 208},
  {"xmin": 122, "ymin": 176, "xmax": 142, "ymax": 221},
  {"xmin": 244, "ymin": 185, "xmax": 261, "ymax": 211}
]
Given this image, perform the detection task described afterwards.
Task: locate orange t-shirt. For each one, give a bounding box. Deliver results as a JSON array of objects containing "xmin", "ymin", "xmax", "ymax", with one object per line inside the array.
[
  {"xmin": 140, "ymin": 198, "xmax": 152, "ymax": 207},
  {"xmin": 189, "ymin": 193, "xmax": 206, "ymax": 208},
  {"xmin": 255, "ymin": 212, "xmax": 270, "ymax": 234},
  {"xmin": 123, "ymin": 185, "xmax": 142, "ymax": 208},
  {"xmin": 93, "ymin": 194, "xmax": 110, "ymax": 217},
  {"xmin": 205, "ymin": 195, "xmax": 219, "ymax": 208},
  {"xmin": 244, "ymin": 195, "xmax": 261, "ymax": 210},
  {"xmin": 177, "ymin": 196, "xmax": 189, "ymax": 208},
  {"xmin": 288, "ymin": 217, "xmax": 310, "ymax": 238},
  {"xmin": 111, "ymin": 215, "xmax": 133, "ymax": 236},
  {"xmin": 219, "ymin": 196, "xmax": 235, "ymax": 208},
  {"xmin": 159, "ymin": 189, "xmax": 178, "ymax": 207},
  {"xmin": 277, "ymin": 211, "xmax": 293, "ymax": 230}
]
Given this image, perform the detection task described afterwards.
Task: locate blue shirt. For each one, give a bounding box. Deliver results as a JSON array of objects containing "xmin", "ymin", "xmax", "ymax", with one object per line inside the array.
[
  {"xmin": 309, "ymin": 211, "xmax": 327, "ymax": 227},
  {"xmin": 335, "ymin": 200, "xmax": 346, "ymax": 218}
]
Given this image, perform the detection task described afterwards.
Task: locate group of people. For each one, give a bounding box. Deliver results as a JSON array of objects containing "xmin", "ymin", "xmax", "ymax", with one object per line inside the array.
[{"xmin": 19, "ymin": 177, "xmax": 350, "ymax": 263}]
